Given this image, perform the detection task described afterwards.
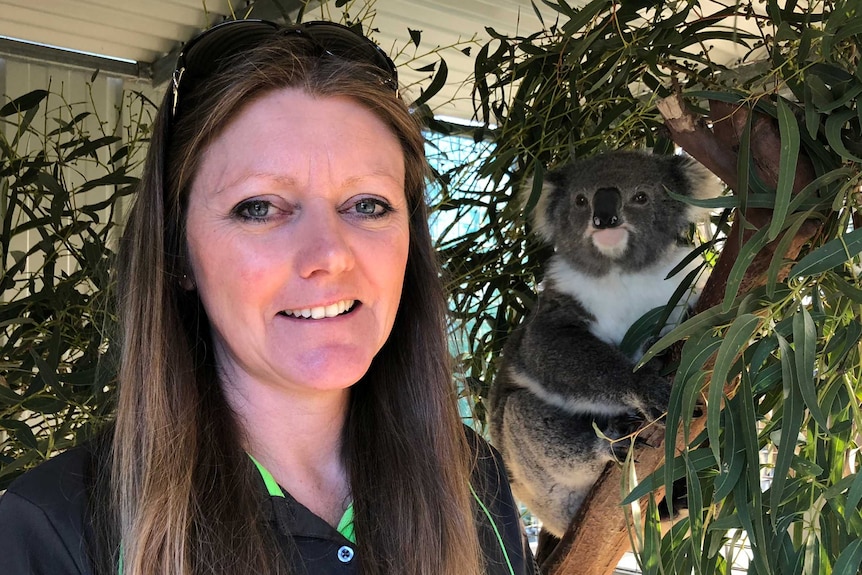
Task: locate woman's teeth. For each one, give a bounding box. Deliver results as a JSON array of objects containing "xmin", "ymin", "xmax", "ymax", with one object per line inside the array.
[{"xmin": 282, "ymin": 300, "xmax": 355, "ymax": 319}]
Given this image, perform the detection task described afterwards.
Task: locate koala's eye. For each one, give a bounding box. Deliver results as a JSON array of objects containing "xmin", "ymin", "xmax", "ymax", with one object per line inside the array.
[
  {"xmin": 575, "ymin": 194, "xmax": 588, "ymax": 207},
  {"xmin": 632, "ymin": 192, "xmax": 648, "ymax": 204}
]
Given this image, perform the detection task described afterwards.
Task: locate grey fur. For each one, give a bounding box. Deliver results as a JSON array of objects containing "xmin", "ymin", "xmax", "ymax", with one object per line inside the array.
[{"xmin": 488, "ymin": 151, "xmax": 721, "ymax": 537}]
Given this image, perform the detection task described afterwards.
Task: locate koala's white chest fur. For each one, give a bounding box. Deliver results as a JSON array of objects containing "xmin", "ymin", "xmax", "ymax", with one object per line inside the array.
[{"xmin": 547, "ymin": 246, "xmax": 704, "ymax": 353}]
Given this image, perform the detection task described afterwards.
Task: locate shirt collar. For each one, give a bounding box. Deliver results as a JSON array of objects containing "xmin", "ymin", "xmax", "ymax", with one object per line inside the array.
[{"xmin": 249, "ymin": 454, "xmax": 354, "ymax": 544}]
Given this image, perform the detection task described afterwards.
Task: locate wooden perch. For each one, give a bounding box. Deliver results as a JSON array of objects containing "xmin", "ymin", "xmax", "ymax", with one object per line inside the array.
[{"xmin": 539, "ymin": 91, "xmax": 821, "ymax": 575}]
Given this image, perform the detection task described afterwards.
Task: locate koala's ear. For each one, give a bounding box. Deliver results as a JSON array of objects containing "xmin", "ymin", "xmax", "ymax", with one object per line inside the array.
[
  {"xmin": 672, "ymin": 155, "xmax": 725, "ymax": 223},
  {"xmin": 519, "ymin": 174, "xmax": 557, "ymax": 244},
  {"xmin": 675, "ymin": 155, "xmax": 724, "ymax": 201}
]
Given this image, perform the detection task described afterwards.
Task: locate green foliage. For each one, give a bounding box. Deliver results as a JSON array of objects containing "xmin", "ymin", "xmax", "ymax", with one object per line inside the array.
[
  {"xmin": 0, "ymin": 85, "xmax": 155, "ymax": 489},
  {"xmin": 451, "ymin": 0, "xmax": 862, "ymax": 572}
]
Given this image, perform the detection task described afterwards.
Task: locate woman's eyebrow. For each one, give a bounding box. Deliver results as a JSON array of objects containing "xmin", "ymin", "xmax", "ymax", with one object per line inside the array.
[
  {"xmin": 339, "ymin": 171, "xmax": 403, "ymax": 187},
  {"xmin": 213, "ymin": 173, "xmax": 300, "ymax": 196},
  {"xmin": 211, "ymin": 170, "xmax": 403, "ymax": 197}
]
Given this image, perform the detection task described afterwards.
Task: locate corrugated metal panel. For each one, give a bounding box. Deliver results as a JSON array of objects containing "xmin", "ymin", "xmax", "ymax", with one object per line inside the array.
[
  {"xmin": 1, "ymin": 56, "xmax": 158, "ymax": 281},
  {"xmin": 0, "ymin": 0, "xmax": 231, "ymax": 63}
]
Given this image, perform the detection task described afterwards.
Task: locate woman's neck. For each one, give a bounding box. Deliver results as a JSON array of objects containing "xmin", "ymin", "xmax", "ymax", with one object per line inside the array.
[{"xmin": 224, "ymin": 378, "xmax": 352, "ymax": 527}]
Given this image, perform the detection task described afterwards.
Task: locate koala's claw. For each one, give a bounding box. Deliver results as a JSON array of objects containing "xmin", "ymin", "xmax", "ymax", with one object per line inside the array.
[
  {"xmin": 610, "ymin": 440, "xmax": 631, "ymax": 462},
  {"xmin": 634, "ymin": 435, "xmax": 653, "ymax": 449}
]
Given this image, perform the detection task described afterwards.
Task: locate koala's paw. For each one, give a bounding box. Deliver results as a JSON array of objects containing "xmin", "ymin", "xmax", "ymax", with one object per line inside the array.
[
  {"xmin": 605, "ymin": 411, "xmax": 652, "ymax": 460},
  {"xmin": 644, "ymin": 378, "xmax": 673, "ymax": 420},
  {"xmin": 628, "ymin": 376, "xmax": 672, "ymax": 422}
]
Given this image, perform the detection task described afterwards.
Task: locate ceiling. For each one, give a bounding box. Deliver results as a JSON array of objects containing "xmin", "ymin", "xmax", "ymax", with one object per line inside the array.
[{"xmin": 0, "ymin": 0, "xmax": 568, "ymax": 121}]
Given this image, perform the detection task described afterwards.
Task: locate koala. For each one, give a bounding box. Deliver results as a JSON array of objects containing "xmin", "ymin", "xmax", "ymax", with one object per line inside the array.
[{"xmin": 487, "ymin": 150, "xmax": 722, "ymax": 538}]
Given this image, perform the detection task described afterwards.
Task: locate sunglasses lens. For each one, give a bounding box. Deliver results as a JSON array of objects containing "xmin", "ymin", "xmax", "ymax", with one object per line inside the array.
[
  {"xmin": 302, "ymin": 22, "xmax": 397, "ymax": 83},
  {"xmin": 179, "ymin": 20, "xmax": 280, "ymax": 88}
]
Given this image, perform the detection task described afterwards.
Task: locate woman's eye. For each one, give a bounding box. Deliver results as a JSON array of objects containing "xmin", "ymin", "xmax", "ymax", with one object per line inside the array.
[
  {"xmin": 352, "ymin": 198, "xmax": 390, "ymax": 217},
  {"xmin": 235, "ymin": 199, "xmax": 272, "ymax": 220}
]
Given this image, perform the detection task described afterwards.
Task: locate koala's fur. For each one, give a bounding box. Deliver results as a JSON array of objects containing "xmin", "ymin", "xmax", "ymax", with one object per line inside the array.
[{"xmin": 488, "ymin": 150, "xmax": 722, "ymax": 537}]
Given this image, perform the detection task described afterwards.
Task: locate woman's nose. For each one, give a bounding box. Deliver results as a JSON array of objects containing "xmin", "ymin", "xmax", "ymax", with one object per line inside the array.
[{"xmin": 294, "ymin": 208, "xmax": 355, "ymax": 279}]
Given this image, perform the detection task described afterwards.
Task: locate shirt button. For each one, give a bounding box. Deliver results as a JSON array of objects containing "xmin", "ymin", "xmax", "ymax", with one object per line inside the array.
[{"xmin": 337, "ymin": 545, "xmax": 354, "ymax": 563}]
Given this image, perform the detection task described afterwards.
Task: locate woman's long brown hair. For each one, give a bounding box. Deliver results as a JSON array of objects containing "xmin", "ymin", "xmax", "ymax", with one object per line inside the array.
[{"xmin": 98, "ymin": 33, "xmax": 484, "ymax": 575}]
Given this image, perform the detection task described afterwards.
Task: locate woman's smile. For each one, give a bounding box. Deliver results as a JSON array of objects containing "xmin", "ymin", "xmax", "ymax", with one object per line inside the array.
[{"xmin": 278, "ymin": 299, "xmax": 357, "ymax": 319}]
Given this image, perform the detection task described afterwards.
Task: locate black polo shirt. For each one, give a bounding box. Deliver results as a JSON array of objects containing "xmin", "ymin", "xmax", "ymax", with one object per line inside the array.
[{"xmin": 0, "ymin": 433, "xmax": 536, "ymax": 575}]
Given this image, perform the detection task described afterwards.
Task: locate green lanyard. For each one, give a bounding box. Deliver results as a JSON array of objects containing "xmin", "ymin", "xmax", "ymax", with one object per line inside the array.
[{"xmin": 249, "ymin": 454, "xmax": 356, "ymax": 544}]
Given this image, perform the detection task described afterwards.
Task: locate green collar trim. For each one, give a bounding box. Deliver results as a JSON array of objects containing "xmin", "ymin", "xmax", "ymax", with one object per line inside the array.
[
  {"xmin": 249, "ymin": 454, "xmax": 356, "ymax": 544},
  {"xmin": 249, "ymin": 454, "xmax": 285, "ymax": 498},
  {"xmin": 336, "ymin": 502, "xmax": 356, "ymax": 544}
]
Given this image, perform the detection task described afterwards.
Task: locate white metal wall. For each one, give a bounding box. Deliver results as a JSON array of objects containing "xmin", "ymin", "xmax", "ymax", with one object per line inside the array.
[{"xmin": 1, "ymin": 55, "xmax": 161, "ymax": 293}]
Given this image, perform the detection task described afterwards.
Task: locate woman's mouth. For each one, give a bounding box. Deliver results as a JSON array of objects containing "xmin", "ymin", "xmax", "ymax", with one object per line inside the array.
[{"xmin": 279, "ymin": 299, "xmax": 357, "ymax": 320}]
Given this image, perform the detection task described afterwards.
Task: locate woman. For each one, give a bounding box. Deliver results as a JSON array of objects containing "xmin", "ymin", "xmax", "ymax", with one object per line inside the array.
[{"xmin": 0, "ymin": 19, "xmax": 535, "ymax": 575}]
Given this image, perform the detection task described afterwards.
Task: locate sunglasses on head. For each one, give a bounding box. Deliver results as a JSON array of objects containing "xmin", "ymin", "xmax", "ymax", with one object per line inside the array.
[{"xmin": 169, "ymin": 19, "xmax": 399, "ymax": 121}]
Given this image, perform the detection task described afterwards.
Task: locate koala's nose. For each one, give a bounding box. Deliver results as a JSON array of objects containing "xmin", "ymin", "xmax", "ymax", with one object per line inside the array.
[{"xmin": 592, "ymin": 187, "xmax": 621, "ymax": 228}]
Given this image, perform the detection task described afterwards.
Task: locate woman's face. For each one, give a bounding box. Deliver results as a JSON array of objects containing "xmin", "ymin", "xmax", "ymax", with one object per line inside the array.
[{"xmin": 184, "ymin": 88, "xmax": 410, "ymax": 397}]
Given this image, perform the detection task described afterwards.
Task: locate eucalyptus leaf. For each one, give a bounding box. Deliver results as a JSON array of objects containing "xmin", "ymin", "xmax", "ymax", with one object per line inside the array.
[
  {"xmin": 619, "ymin": 306, "xmax": 665, "ymax": 358},
  {"xmin": 665, "ymin": 332, "xmax": 721, "ymax": 502},
  {"xmin": 0, "ymin": 418, "xmax": 37, "ymax": 450},
  {"xmin": 622, "ymin": 448, "xmax": 714, "ymax": 504},
  {"xmin": 765, "ymin": 212, "xmax": 809, "ymax": 297},
  {"xmin": 736, "ymin": 108, "xmax": 752, "ymax": 213},
  {"xmin": 738, "ymin": 369, "xmax": 771, "ymax": 575},
  {"xmin": 791, "ymin": 227, "xmax": 862, "ymax": 277},
  {"xmin": 825, "ymin": 109, "xmax": 862, "ymax": 163},
  {"xmin": 0, "ymin": 450, "xmax": 38, "ymax": 480},
  {"xmin": 0, "ymin": 384, "xmax": 23, "ymax": 406},
  {"xmin": 829, "ymin": 274, "xmax": 862, "ymax": 303},
  {"xmin": 64, "ymin": 135, "xmax": 122, "ymax": 163},
  {"xmin": 12, "ymin": 101, "xmax": 42, "ymax": 149},
  {"xmin": 21, "ymin": 395, "xmax": 67, "ymax": 414},
  {"xmin": 639, "ymin": 304, "xmax": 733, "ymax": 365},
  {"xmin": 723, "ymin": 225, "xmax": 771, "ymax": 312},
  {"xmin": 832, "ymin": 539, "xmax": 862, "ymax": 575},
  {"xmin": 411, "ymin": 58, "xmax": 448, "ymax": 108},
  {"xmin": 530, "ymin": 0, "xmax": 545, "ymax": 26},
  {"xmin": 792, "ymin": 307, "xmax": 830, "ymax": 431},
  {"xmin": 845, "ymin": 473, "xmax": 862, "ymax": 522},
  {"xmin": 713, "ymin": 400, "xmax": 744, "ymax": 500},
  {"xmin": 708, "ymin": 313, "xmax": 761, "ymax": 462},
  {"xmin": 772, "ymin": 334, "xmax": 805, "ymax": 514},
  {"xmin": 0, "ymin": 89, "xmax": 48, "ymax": 117},
  {"xmin": 408, "ymin": 28, "xmax": 421, "ymax": 48},
  {"xmin": 768, "ymin": 98, "xmax": 800, "ymax": 241}
]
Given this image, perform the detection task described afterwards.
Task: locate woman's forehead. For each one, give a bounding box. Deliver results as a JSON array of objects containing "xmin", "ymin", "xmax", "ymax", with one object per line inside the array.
[{"xmin": 190, "ymin": 89, "xmax": 406, "ymax": 199}]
